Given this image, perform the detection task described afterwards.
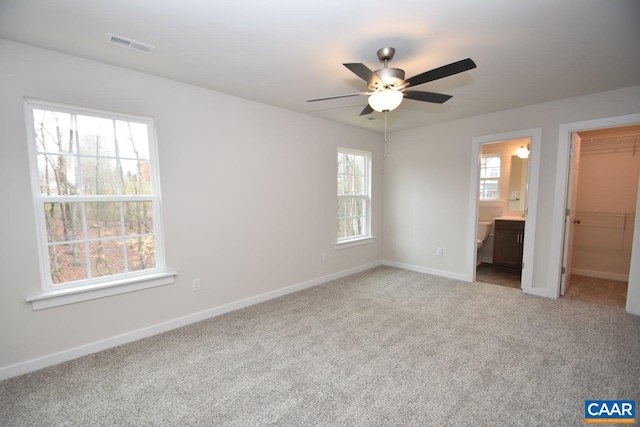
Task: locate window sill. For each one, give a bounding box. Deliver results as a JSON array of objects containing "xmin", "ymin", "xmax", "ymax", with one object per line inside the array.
[
  {"xmin": 26, "ymin": 272, "xmax": 177, "ymax": 310},
  {"xmin": 335, "ymin": 236, "xmax": 376, "ymax": 250}
]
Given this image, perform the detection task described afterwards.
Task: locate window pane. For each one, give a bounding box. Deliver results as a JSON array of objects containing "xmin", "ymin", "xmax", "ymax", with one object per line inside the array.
[
  {"xmin": 120, "ymin": 160, "xmax": 152, "ymax": 195},
  {"xmin": 116, "ymin": 120, "xmax": 150, "ymax": 160},
  {"xmin": 37, "ymin": 154, "xmax": 80, "ymax": 195},
  {"xmin": 354, "ymin": 197, "xmax": 364, "ymax": 217},
  {"xmin": 344, "ymin": 154, "xmax": 355, "ymax": 175},
  {"xmin": 353, "ymin": 175, "xmax": 364, "ymax": 195},
  {"xmin": 44, "ymin": 202, "xmax": 84, "ymax": 242},
  {"xmin": 89, "ymin": 240, "xmax": 124, "ymax": 278},
  {"xmin": 33, "ymin": 109, "xmax": 75, "ymax": 155},
  {"xmin": 49, "ymin": 243, "xmax": 88, "ymax": 285},
  {"xmin": 486, "ymin": 157, "xmax": 500, "ymax": 168},
  {"xmin": 480, "ymin": 179, "xmax": 499, "ymax": 199},
  {"xmin": 337, "ymin": 175, "xmax": 344, "ymax": 196},
  {"xmin": 80, "ymin": 157, "xmax": 119, "ymax": 195},
  {"xmin": 126, "ymin": 236, "xmax": 156, "ymax": 272},
  {"xmin": 357, "ymin": 216, "xmax": 366, "ymax": 236},
  {"xmin": 346, "ymin": 218, "xmax": 361, "ymax": 237},
  {"xmin": 337, "ymin": 218, "xmax": 346, "ymax": 239},
  {"xmin": 124, "ymin": 202, "xmax": 153, "ymax": 235},
  {"xmin": 343, "ymin": 197, "xmax": 365, "ymax": 218},
  {"xmin": 353, "ymin": 155, "xmax": 365, "ymax": 175},
  {"xmin": 77, "ymin": 115, "xmax": 116, "ymax": 157},
  {"xmin": 481, "ymin": 155, "xmax": 500, "ymax": 179},
  {"xmin": 337, "ymin": 198, "xmax": 346, "ymax": 217},
  {"xmin": 337, "ymin": 152, "xmax": 345, "ymax": 174},
  {"xmin": 342, "ymin": 174, "xmax": 353, "ymax": 195},
  {"xmin": 85, "ymin": 202, "xmax": 121, "ymax": 239}
]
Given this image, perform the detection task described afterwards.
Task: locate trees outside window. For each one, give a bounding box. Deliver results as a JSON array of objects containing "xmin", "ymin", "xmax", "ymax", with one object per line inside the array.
[
  {"xmin": 26, "ymin": 101, "xmax": 164, "ymax": 289},
  {"xmin": 337, "ymin": 148, "xmax": 371, "ymax": 242}
]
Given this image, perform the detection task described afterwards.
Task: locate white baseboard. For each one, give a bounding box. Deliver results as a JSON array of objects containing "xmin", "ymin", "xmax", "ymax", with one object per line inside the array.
[
  {"xmin": 477, "ymin": 256, "xmax": 493, "ymax": 264},
  {"xmin": 382, "ymin": 260, "xmax": 469, "ymax": 282},
  {"xmin": 571, "ymin": 268, "xmax": 629, "ymax": 282},
  {"xmin": 0, "ymin": 261, "xmax": 382, "ymax": 381}
]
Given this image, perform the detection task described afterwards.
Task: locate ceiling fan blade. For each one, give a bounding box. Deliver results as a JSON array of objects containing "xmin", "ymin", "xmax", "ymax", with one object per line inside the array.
[
  {"xmin": 359, "ymin": 104, "xmax": 374, "ymax": 116},
  {"xmin": 306, "ymin": 92, "xmax": 370, "ymax": 102},
  {"xmin": 404, "ymin": 58, "xmax": 477, "ymax": 88},
  {"xmin": 343, "ymin": 63, "xmax": 383, "ymax": 86},
  {"xmin": 403, "ymin": 90, "xmax": 453, "ymax": 104}
]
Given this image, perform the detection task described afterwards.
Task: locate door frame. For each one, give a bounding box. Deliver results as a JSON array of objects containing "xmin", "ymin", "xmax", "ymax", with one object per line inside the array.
[
  {"xmin": 560, "ymin": 132, "xmax": 581, "ymax": 296},
  {"xmin": 548, "ymin": 113, "xmax": 640, "ymax": 314},
  {"xmin": 467, "ymin": 127, "xmax": 542, "ymax": 295}
]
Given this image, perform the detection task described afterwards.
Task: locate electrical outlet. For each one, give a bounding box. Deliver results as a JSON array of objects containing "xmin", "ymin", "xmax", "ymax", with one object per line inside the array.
[
  {"xmin": 192, "ymin": 278, "xmax": 201, "ymax": 292},
  {"xmin": 322, "ymin": 252, "xmax": 328, "ymax": 262},
  {"xmin": 436, "ymin": 247, "xmax": 443, "ymax": 256}
]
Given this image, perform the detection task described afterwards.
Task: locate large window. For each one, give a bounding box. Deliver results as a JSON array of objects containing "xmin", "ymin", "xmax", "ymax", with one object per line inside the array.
[
  {"xmin": 337, "ymin": 148, "xmax": 371, "ymax": 243},
  {"xmin": 26, "ymin": 100, "xmax": 165, "ymax": 291},
  {"xmin": 480, "ymin": 153, "xmax": 500, "ymax": 200}
]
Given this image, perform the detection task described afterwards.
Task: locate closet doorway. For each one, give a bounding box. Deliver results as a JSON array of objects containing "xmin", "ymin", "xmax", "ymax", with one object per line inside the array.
[{"xmin": 560, "ymin": 124, "xmax": 640, "ymax": 308}]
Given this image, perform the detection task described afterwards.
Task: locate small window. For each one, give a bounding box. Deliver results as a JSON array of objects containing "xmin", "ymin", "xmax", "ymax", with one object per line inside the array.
[
  {"xmin": 25, "ymin": 100, "xmax": 166, "ymax": 291},
  {"xmin": 480, "ymin": 153, "xmax": 500, "ymax": 200},
  {"xmin": 337, "ymin": 148, "xmax": 371, "ymax": 242}
]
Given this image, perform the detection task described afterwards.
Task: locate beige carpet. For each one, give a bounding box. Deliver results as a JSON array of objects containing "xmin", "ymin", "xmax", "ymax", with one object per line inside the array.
[
  {"xmin": 1, "ymin": 266, "xmax": 639, "ymax": 426},
  {"xmin": 563, "ymin": 274, "xmax": 628, "ymax": 308}
]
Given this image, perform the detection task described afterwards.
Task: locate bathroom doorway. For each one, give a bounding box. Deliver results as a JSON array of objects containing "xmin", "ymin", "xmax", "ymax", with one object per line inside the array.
[
  {"xmin": 468, "ymin": 127, "xmax": 541, "ymax": 295},
  {"xmin": 559, "ymin": 124, "xmax": 640, "ymax": 308},
  {"xmin": 475, "ymin": 138, "xmax": 531, "ymax": 289}
]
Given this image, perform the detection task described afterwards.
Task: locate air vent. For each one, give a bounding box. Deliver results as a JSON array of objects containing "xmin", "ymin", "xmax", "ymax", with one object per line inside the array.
[{"xmin": 106, "ymin": 33, "xmax": 155, "ymax": 54}]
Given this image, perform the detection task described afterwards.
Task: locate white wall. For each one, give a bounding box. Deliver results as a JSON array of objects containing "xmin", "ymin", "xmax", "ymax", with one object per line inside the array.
[
  {"xmin": 383, "ymin": 84, "xmax": 640, "ymax": 303},
  {"xmin": 0, "ymin": 40, "xmax": 383, "ymax": 373}
]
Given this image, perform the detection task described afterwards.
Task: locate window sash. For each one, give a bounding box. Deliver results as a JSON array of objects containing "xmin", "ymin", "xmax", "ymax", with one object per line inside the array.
[
  {"xmin": 479, "ymin": 153, "xmax": 500, "ymax": 200},
  {"xmin": 26, "ymin": 99, "xmax": 165, "ymax": 291}
]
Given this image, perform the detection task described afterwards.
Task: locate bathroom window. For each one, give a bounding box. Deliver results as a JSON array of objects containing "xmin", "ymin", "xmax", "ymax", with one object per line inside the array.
[
  {"xmin": 480, "ymin": 153, "xmax": 500, "ymax": 200},
  {"xmin": 337, "ymin": 148, "xmax": 371, "ymax": 244}
]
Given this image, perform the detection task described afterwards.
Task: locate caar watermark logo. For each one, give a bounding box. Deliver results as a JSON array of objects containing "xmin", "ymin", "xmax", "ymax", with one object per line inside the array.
[{"xmin": 585, "ymin": 400, "xmax": 635, "ymax": 424}]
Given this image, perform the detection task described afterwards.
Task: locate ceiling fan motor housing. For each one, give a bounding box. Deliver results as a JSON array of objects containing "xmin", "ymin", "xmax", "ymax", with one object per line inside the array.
[{"xmin": 370, "ymin": 68, "xmax": 405, "ymax": 90}]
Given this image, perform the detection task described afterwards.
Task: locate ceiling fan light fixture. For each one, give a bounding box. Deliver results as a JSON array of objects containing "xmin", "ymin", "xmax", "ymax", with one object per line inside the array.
[{"xmin": 368, "ymin": 89, "xmax": 403, "ymax": 112}]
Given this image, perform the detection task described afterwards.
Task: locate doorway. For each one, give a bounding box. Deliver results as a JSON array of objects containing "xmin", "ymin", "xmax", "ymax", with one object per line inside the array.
[
  {"xmin": 468, "ymin": 127, "xmax": 541, "ymax": 295},
  {"xmin": 559, "ymin": 125, "xmax": 640, "ymax": 308},
  {"xmin": 475, "ymin": 138, "xmax": 531, "ymax": 289}
]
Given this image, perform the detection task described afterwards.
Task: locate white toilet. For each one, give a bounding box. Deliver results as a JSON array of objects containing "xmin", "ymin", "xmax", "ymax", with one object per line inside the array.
[{"xmin": 477, "ymin": 221, "xmax": 492, "ymax": 249}]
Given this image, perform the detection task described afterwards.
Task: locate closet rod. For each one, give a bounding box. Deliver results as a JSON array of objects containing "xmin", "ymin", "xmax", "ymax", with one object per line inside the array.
[{"xmin": 580, "ymin": 134, "xmax": 640, "ymax": 143}]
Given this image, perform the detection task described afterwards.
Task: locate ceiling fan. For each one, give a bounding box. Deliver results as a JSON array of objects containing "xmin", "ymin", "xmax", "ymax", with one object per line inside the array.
[{"xmin": 307, "ymin": 47, "xmax": 476, "ymax": 116}]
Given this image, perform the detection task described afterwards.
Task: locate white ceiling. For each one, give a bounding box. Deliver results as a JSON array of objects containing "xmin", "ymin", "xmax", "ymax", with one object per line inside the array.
[{"xmin": 1, "ymin": 0, "xmax": 639, "ymax": 133}]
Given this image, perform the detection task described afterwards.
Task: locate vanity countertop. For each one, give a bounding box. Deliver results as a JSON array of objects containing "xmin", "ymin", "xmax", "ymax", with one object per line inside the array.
[{"xmin": 494, "ymin": 216, "xmax": 525, "ymax": 221}]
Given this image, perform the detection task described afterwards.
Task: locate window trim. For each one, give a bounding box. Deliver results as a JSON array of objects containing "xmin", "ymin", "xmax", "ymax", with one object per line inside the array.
[
  {"xmin": 336, "ymin": 147, "xmax": 372, "ymax": 245},
  {"xmin": 26, "ymin": 271, "xmax": 176, "ymax": 310},
  {"xmin": 24, "ymin": 98, "xmax": 169, "ymax": 306}
]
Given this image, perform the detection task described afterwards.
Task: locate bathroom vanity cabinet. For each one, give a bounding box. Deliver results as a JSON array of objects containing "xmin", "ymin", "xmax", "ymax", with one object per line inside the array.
[{"xmin": 493, "ymin": 219, "xmax": 525, "ymax": 273}]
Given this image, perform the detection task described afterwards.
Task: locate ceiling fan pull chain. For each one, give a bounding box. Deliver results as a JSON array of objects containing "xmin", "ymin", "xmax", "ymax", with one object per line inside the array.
[{"xmin": 384, "ymin": 111, "xmax": 388, "ymax": 158}]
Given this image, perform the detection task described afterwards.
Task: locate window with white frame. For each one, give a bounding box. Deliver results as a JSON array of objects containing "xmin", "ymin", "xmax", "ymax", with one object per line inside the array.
[
  {"xmin": 26, "ymin": 100, "xmax": 166, "ymax": 291},
  {"xmin": 337, "ymin": 148, "xmax": 371, "ymax": 242},
  {"xmin": 479, "ymin": 153, "xmax": 500, "ymax": 200}
]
